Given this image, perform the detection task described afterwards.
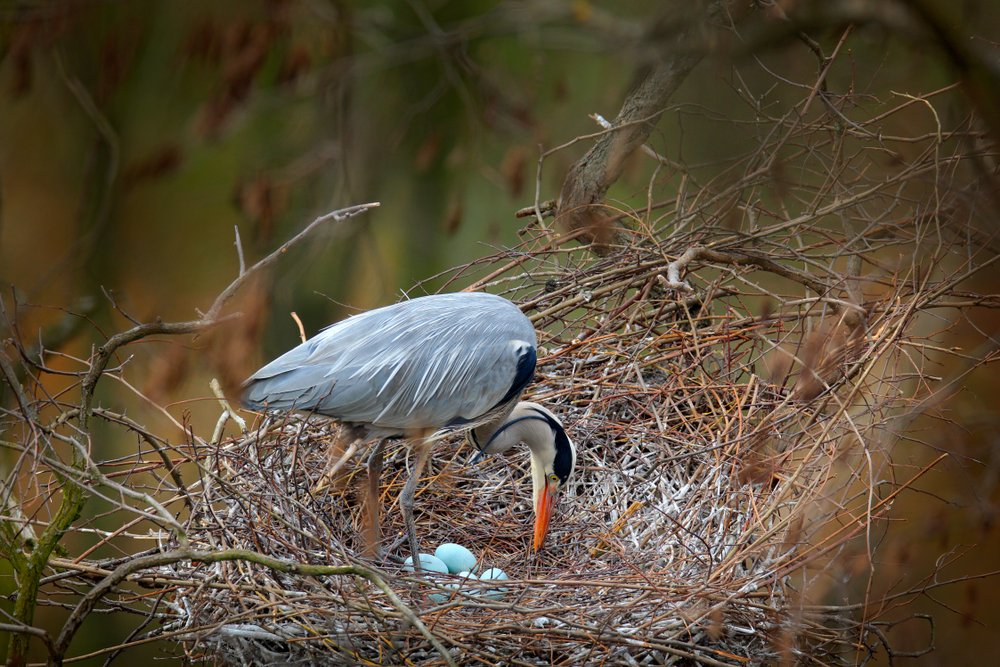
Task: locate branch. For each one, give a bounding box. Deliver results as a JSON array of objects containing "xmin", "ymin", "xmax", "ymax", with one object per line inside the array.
[
  {"xmin": 54, "ymin": 547, "xmax": 457, "ymax": 667},
  {"xmin": 210, "ymin": 378, "xmax": 247, "ymax": 444},
  {"xmin": 0, "ymin": 623, "xmax": 57, "ymax": 664},
  {"xmin": 665, "ymin": 246, "xmax": 866, "ymax": 325},
  {"xmin": 201, "ymin": 203, "xmax": 378, "ymax": 322},
  {"xmin": 78, "ymin": 203, "xmax": 378, "ymax": 432},
  {"xmin": 555, "ymin": 0, "xmax": 744, "ymax": 249}
]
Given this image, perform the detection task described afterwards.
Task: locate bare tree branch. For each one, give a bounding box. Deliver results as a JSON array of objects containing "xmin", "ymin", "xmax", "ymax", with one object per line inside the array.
[{"xmin": 555, "ymin": 0, "xmax": 745, "ymax": 249}]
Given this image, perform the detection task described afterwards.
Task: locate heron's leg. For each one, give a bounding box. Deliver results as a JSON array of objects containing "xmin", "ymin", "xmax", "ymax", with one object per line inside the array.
[
  {"xmin": 363, "ymin": 438, "xmax": 386, "ymax": 559},
  {"xmin": 399, "ymin": 431, "xmax": 433, "ymax": 570}
]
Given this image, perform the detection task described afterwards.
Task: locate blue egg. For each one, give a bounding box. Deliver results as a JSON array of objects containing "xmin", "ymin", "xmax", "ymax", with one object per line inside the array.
[
  {"xmin": 403, "ymin": 553, "xmax": 449, "ymax": 574},
  {"xmin": 479, "ymin": 567, "xmax": 509, "ymax": 600},
  {"xmin": 430, "ymin": 571, "xmax": 479, "ymax": 603},
  {"xmin": 434, "ymin": 543, "xmax": 477, "ymax": 574},
  {"xmin": 448, "ymin": 571, "xmax": 479, "ymax": 595}
]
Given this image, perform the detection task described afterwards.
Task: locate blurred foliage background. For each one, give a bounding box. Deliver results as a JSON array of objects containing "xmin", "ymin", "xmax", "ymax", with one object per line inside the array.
[{"xmin": 2, "ymin": 0, "xmax": 1000, "ymax": 664}]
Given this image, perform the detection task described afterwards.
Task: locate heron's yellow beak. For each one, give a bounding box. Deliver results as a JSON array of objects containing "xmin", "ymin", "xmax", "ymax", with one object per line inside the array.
[{"xmin": 533, "ymin": 478, "xmax": 560, "ymax": 551}]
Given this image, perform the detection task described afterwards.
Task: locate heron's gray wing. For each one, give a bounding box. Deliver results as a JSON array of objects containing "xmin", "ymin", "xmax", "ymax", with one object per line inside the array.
[{"xmin": 242, "ymin": 293, "xmax": 536, "ymax": 432}]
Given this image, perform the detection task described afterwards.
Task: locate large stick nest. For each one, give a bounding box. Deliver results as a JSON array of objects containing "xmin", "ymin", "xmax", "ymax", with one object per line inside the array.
[{"xmin": 156, "ymin": 228, "xmax": 922, "ymax": 666}]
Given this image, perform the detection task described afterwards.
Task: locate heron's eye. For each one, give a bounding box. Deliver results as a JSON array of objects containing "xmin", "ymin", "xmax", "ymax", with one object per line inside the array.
[{"xmin": 548, "ymin": 473, "xmax": 559, "ymax": 484}]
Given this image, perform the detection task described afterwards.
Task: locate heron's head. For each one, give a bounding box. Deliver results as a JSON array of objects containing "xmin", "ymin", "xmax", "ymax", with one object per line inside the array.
[
  {"xmin": 525, "ymin": 404, "xmax": 575, "ymax": 551},
  {"xmin": 474, "ymin": 402, "xmax": 575, "ymax": 551}
]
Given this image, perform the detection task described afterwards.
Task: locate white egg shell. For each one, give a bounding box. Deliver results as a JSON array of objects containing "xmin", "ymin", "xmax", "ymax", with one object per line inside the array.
[
  {"xmin": 479, "ymin": 567, "xmax": 509, "ymax": 600},
  {"xmin": 434, "ymin": 543, "xmax": 477, "ymax": 574},
  {"xmin": 403, "ymin": 553, "xmax": 449, "ymax": 574}
]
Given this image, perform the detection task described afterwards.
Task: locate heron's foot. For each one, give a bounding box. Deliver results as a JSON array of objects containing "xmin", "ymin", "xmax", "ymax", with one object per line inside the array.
[
  {"xmin": 377, "ymin": 535, "xmax": 408, "ymax": 568},
  {"xmin": 405, "ymin": 532, "xmax": 423, "ymax": 572}
]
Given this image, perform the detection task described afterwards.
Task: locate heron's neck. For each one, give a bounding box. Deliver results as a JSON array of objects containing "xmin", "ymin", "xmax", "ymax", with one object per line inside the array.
[
  {"xmin": 473, "ymin": 410, "xmax": 551, "ymax": 515},
  {"xmin": 472, "ymin": 402, "xmax": 552, "ymax": 458},
  {"xmin": 469, "ymin": 418, "xmax": 503, "ymax": 451}
]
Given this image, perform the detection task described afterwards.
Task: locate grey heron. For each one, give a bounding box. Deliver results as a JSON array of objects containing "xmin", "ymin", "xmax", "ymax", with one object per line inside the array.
[{"xmin": 241, "ymin": 292, "xmax": 575, "ymax": 567}]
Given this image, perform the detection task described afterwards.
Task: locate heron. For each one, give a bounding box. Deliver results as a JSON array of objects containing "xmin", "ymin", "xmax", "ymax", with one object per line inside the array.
[{"xmin": 241, "ymin": 292, "xmax": 576, "ymax": 567}]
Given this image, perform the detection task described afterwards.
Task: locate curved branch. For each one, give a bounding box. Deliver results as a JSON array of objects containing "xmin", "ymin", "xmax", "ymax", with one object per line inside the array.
[
  {"xmin": 78, "ymin": 203, "xmax": 379, "ymax": 432},
  {"xmin": 54, "ymin": 546, "xmax": 456, "ymax": 667},
  {"xmin": 0, "ymin": 623, "xmax": 56, "ymax": 664}
]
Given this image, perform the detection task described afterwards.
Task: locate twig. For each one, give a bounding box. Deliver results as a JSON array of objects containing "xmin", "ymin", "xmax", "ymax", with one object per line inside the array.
[
  {"xmin": 290, "ymin": 312, "xmax": 307, "ymax": 344},
  {"xmin": 210, "ymin": 378, "xmax": 248, "ymax": 443},
  {"xmin": 200, "ymin": 203, "xmax": 378, "ymax": 323}
]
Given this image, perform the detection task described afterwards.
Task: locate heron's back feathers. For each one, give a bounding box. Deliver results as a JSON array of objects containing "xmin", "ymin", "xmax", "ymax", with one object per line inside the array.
[{"xmin": 242, "ymin": 293, "xmax": 536, "ymax": 437}]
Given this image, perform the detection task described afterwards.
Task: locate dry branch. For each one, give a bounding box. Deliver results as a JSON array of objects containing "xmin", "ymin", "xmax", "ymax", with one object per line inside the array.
[{"xmin": 555, "ymin": 0, "xmax": 744, "ymax": 248}]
